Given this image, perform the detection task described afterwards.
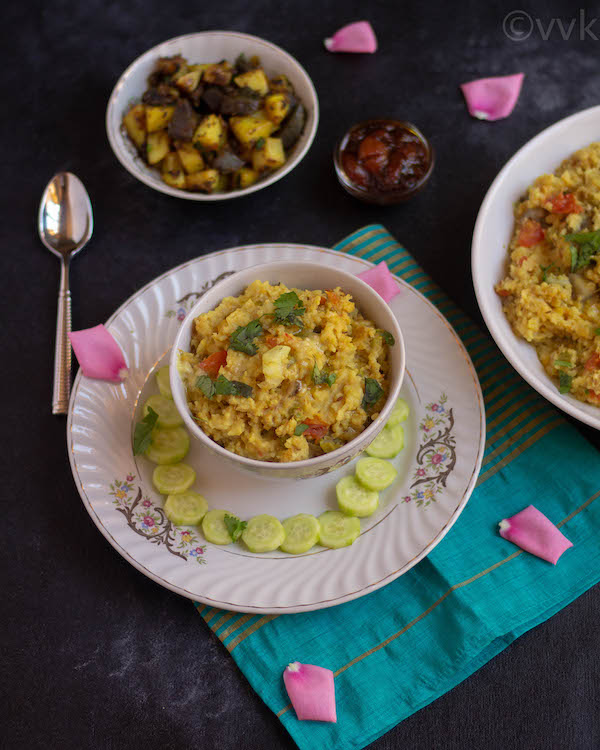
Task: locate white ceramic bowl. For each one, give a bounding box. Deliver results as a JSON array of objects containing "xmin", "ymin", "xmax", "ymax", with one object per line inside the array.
[
  {"xmin": 472, "ymin": 105, "xmax": 600, "ymax": 430},
  {"xmin": 106, "ymin": 31, "xmax": 319, "ymax": 201},
  {"xmin": 170, "ymin": 261, "xmax": 405, "ymax": 479}
]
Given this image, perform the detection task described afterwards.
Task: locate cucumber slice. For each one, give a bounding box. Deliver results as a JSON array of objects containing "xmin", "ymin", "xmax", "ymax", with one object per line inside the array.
[
  {"xmin": 355, "ymin": 457, "xmax": 398, "ymax": 491},
  {"xmin": 164, "ymin": 491, "xmax": 208, "ymax": 526},
  {"xmin": 336, "ymin": 475, "xmax": 379, "ymax": 517},
  {"xmin": 280, "ymin": 514, "xmax": 320, "ymax": 554},
  {"xmin": 145, "ymin": 426, "xmax": 189, "ymax": 464},
  {"xmin": 202, "ymin": 509, "xmax": 236, "ymax": 545},
  {"xmin": 242, "ymin": 514, "xmax": 286, "ymax": 553},
  {"xmin": 387, "ymin": 397, "xmax": 410, "ymax": 427},
  {"xmin": 155, "ymin": 366, "xmax": 173, "ymax": 399},
  {"xmin": 143, "ymin": 394, "xmax": 183, "ymax": 428},
  {"xmin": 365, "ymin": 424, "xmax": 405, "ymax": 459},
  {"xmin": 152, "ymin": 463, "xmax": 196, "ymax": 494},
  {"xmin": 318, "ymin": 511, "xmax": 361, "ymax": 549}
]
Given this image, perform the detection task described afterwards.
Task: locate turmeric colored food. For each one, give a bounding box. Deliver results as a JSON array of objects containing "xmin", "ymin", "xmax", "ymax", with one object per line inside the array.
[
  {"xmin": 496, "ymin": 142, "xmax": 600, "ymax": 405},
  {"xmin": 121, "ymin": 53, "xmax": 306, "ymax": 193},
  {"xmin": 177, "ymin": 281, "xmax": 392, "ymax": 462}
]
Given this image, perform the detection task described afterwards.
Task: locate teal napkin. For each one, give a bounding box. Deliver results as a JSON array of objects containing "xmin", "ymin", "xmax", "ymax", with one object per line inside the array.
[{"xmin": 195, "ymin": 225, "xmax": 600, "ymax": 750}]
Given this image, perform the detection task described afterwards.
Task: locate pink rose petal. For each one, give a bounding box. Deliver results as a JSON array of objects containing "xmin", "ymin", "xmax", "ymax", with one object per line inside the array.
[
  {"xmin": 460, "ymin": 73, "xmax": 524, "ymax": 121},
  {"xmin": 498, "ymin": 505, "xmax": 573, "ymax": 564},
  {"xmin": 324, "ymin": 21, "xmax": 377, "ymax": 53},
  {"xmin": 283, "ymin": 662, "xmax": 337, "ymax": 722},
  {"xmin": 358, "ymin": 261, "xmax": 400, "ymax": 303},
  {"xmin": 69, "ymin": 324, "xmax": 129, "ymax": 382}
]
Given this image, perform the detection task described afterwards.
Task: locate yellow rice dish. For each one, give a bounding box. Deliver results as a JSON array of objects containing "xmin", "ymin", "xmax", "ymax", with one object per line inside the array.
[
  {"xmin": 178, "ymin": 280, "xmax": 392, "ymax": 462},
  {"xmin": 496, "ymin": 142, "xmax": 600, "ymax": 406}
]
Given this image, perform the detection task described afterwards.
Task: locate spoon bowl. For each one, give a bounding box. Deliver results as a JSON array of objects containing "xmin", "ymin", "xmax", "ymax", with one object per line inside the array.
[{"xmin": 38, "ymin": 172, "xmax": 93, "ymax": 414}]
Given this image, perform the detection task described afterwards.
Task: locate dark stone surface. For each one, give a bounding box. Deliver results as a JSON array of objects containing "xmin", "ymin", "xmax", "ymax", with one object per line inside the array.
[{"xmin": 3, "ymin": 1, "xmax": 599, "ymax": 748}]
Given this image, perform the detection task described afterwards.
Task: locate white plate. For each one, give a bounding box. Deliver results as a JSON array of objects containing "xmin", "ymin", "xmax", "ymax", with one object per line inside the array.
[
  {"xmin": 472, "ymin": 105, "xmax": 600, "ymax": 430},
  {"xmin": 106, "ymin": 31, "xmax": 319, "ymax": 201},
  {"xmin": 67, "ymin": 245, "xmax": 485, "ymax": 613}
]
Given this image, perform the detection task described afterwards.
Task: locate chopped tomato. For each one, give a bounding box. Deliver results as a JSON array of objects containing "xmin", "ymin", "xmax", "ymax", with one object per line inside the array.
[
  {"xmin": 325, "ymin": 290, "xmax": 340, "ymax": 306},
  {"xmin": 496, "ymin": 288, "xmax": 511, "ymax": 298},
  {"xmin": 585, "ymin": 353, "xmax": 600, "ymax": 371},
  {"xmin": 549, "ymin": 192, "xmax": 583, "ymax": 214},
  {"xmin": 284, "ymin": 332, "xmax": 295, "ymax": 342},
  {"xmin": 517, "ymin": 219, "xmax": 545, "ymax": 247},
  {"xmin": 266, "ymin": 337, "xmax": 279, "ymax": 348},
  {"xmin": 302, "ymin": 418, "xmax": 329, "ymax": 441},
  {"xmin": 518, "ymin": 256, "xmax": 528, "ymax": 266},
  {"xmin": 198, "ymin": 350, "xmax": 227, "ymax": 377},
  {"xmin": 320, "ymin": 295, "xmax": 327, "ymax": 305},
  {"xmin": 587, "ymin": 390, "xmax": 600, "ymax": 403}
]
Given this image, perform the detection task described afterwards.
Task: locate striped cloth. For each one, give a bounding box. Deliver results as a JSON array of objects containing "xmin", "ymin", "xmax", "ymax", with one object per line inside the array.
[{"xmin": 195, "ymin": 225, "xmax": 600, "ymax": 750}]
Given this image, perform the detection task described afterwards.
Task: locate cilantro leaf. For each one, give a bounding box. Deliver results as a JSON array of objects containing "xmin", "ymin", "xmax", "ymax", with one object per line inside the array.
[
  {"xmin": 224, "ymin": 514, "xmax": 247, "ymax": 542},
  {"xmin": 595, "ymin": 328, "xmax": 600, "ymax": 336},
  {"xmin": 378, "ymin": 329, "xmax": 395, "ymax": 346},
  {"xmin": 565, "ymin": 230, "xmax": 600, "ymax": 271},
  {"xmin": 133, "ymin": 406, "xmax": 159, "ymax": 455},
  {"xmin": 312, "ymin": 363, "xmax": 336, "ymax": 387},
  {"xmin": 362, "ymin": 378, "xmax": 384, "ymax": 409},
  {"xmin": 195, "ymin": 374, "xmax": 216, "ymax": 398},
  {"xmin": 540, "ymin": 263, "xmax": 556, "ymax": 282},
  {"xmin": 273, "ymin": 291, "xmax": 305, "ymax": 327},
  {"xmin": 558, "ymin": 372, "xmax": 572, "ymax": 394},
  {"xmin": 255, "ymin": 137, "xmax": 265, "ymax": 150},
  {"xmin": 229, "ymin": 319, "xmax": 263, "ymax": 355},
  {"xmin": 554, "ymin": 360, "xmax": 574, "ymax": 369},
  {"xmin": 294, "ymin": 423, "xmax": 310, "ymax": 436},
  {"xmin": 214, "ymin": 375, "xmax": 253, "ymax": 398}
]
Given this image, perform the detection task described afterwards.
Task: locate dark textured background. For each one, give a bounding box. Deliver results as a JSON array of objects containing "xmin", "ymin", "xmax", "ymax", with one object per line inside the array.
[{"xmin": 3, "ymin": 1, "xmax": 599, "ymax": 748}]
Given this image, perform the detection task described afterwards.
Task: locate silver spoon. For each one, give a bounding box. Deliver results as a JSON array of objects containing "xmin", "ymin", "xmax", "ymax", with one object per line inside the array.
[{"xmin": 38, "ymin": 172, "xmax": 93, "ymax": 414}]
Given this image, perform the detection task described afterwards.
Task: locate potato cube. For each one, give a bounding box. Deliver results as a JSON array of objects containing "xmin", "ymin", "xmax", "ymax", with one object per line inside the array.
[
  {"xmin": 161, "ymin": 152, "xmax": 186, "ymax": 189},
  {"xmin": 234, "ymin": 167, "xmax": 259, "ymax": 189},
  {"xmin": 264, "ymin": 94, "xmax": 290, "ymax": 125},
  {"xmin": 233, "ymin": 69, "xmax": 269, "ymax": 96},
  {"xmin": 146, "ymin": 130, "xmax": 170, "ymax": 164},
  {"xmin": 193, "ymin": 114, "xmax": 226, "ymax": 151},
  {"xmin": 262, "ymin": 345, "xmax": 290, "ymax": 387},
  {"xmin": 186, "ymin": 169, "xmax": 220, "ymax": 193},
  {"xmin": 268, "ymin": 74, "xmax": 293, "ymax": 93},
  {"xmin": 145, "ymin": 105, "xmax": 175, "ymax": 133},
  {"xmin": 203, "ymin": 61, "xmax": 234, "ymax": 86},
  {"xmin": 252, "ymin": 137, "xmax": 285, "ymax": 172},
  {"xmin": 229, "ymin": 111, "xmax": 276, "ymax": 148},
  {"xmin": 175, "ymin": 142, "xmax": 204, "ymax": 174},
  {"xmin": 174, "ymin": 69, "xmax": 201, "ymax": 95},
  {"xmin": 123, "ymin": 104, "xmax": 146, "ymax": 148}
]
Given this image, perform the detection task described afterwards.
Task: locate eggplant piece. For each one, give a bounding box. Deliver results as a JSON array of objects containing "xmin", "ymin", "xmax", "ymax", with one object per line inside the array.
[
  {"xmin": 202, "ymin": 86, "xmax": 225, "ymax": 112},
  {"xmin": 154, "ymin": 55, "xmax": 186, "ymax": 76},
  {"xmin": 213, "ymin": 149, "xmax": 246, "ymax": 173},
  {"xmin": 168, "ymin": 99, "xmax": 197, "ymax": 142},
  {"xmin": 279, "ymin": 103, "xmax": 306, "ymax": 150},
  {"xmin": 189, "ymin": 82, "xmax": 206, "ymax": 108},
  {"xmin": 219, "ymin": 92, "xmax": 260, "ymax": 116},
  {"xmin": 142, "ymin": 84, "xmax": 180, "ymax": 106}
]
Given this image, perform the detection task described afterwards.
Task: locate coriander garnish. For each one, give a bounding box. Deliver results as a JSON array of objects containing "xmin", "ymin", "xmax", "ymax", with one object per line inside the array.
[
  {"xmin": 224, "ymin": 514, "xmax": 247, "ymax": 542},
  {"xmin": 565, "ymin": 229, "xmax": 600, "ymax": 272},
  {"xmin": 255, "ymin": 137, "xmax": 265, "ymax": 150},
  {"xmin": 273, "ymin": 291, "xmax": 305, "ymax": 327},
  {"xmin": 312, "ymin": 363, "xmax": 336, "ymax": 387},
  {"xmin": 554, "ymin": 360, "xmax": 574, "ymax": 369},
  {"xmin": 294, "ymin": 423, "xmax": 310, "ymax": 436},
  {"xmin": 540, "ymin": 263, "xmax": 556, "ymax": 282},
  {"xmin": 133, "ymin": 406, "xmax": 159, "ymax": 455},
  {"xmin": 378, "ymin": 329, "xmax": 395, "ymax": 346},
  {"xmin": 558, "ymin": 372, "xmax": 572, "ymax": 394},
  {"xmin": 595, "ymin": 328, "xmax": 600, "ymax": 336},
  {"xmin": 362, "ymin": 378, "xmax": 384, "ymax": 409},
  {"xmin": 195, "ymin": 374, "xmax": 253, "ymax": 399},
  {"xmin": 229, "ymin": 319, "xmax": 263, "ymax": 355}
]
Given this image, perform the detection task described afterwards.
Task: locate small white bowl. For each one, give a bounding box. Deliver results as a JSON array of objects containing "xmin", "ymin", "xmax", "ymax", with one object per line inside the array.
[
  {"xmin": 106, "ymin": 31, "xmax": 319, "ymax": 201},
  {"xmin": 170, "ymin": 261, "xmax": 405, "ymax": 479},
  {"xmin": 472, "ymin": 105, "xmax": 600, "ymax": 430}
]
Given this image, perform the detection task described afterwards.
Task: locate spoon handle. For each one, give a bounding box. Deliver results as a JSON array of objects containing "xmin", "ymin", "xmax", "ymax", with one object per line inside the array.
[{"xmin": 52, "ymin": 258, "xmax": 72, "ymax": 415}]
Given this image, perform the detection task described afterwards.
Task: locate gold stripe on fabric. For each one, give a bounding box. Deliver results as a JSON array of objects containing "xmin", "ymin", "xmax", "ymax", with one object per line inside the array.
[
  {"xmin": 201, "ymin": 607, "xmax": 219, "ymax": 622},
  {"xmin": 476, "ymin": 418, "xmax": 563, "ymax": 486},
  {"xmin": 217, "ymin": 613, "xmax": 254, "ymax": 642},
  {"xmin": 345, "ymin": 228, "xmax": 389, "ymax": 255},
  {"xmin": 485, "ymin": 392, "xmax": 548, "ymax": 439},
  {"xmin": 210, "ymin": 610, "xmax": 237, "ymax": 633},
  {"xmin": 481, "ymin": 411, "xmax": 553, "ymax": 468},
  {"xmin": 368, "ymin": 245, "xmax": 404, "ymax": 265},
  {"xmin": 276, "ymin": 486, "xmax": 600, "ymax": 719},
  {"xmin": 227, "ymin": 615, "xmax": 279, "ymax": 653}
]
